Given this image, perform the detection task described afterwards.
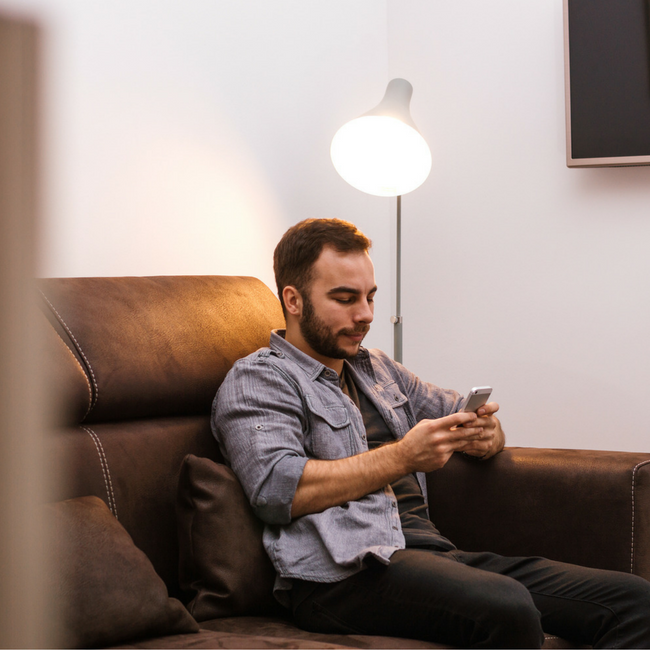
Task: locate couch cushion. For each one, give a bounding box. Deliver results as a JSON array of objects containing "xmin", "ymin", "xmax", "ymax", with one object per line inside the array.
[
  {"xmin": 112, "ymin": 618, "xmax": 582, "ymax": 649},
  {"xmin": 200, "ymin": 617, "xmax": 450, "ymax": 648},
  {"xmin": 112, "ymin": 627, "xmax": 352, "ymax": 648},
  {"xmin": 44, "ymin": 495, "xmax": 198, "ymax": 648},
  {"xmin": 50, "ymin": 416, "xmax": 221, "ymax": 599},
  {"xmin": 177, "ymin": 455, "xmax": 283, "ymax": 620},
  {"xmin": 38, "ymin": 275, "xmax": 284, "ymax": 423}
]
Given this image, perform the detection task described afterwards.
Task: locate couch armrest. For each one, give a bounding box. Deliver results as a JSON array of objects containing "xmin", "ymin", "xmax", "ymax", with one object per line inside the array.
[{"xmin": 426, "ymin": 447, "xmax": 650, "ymax": 580}]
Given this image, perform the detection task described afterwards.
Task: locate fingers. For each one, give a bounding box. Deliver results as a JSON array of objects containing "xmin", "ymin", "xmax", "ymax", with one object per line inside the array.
[
  {"xmin": 402, "ymin": 415, "xmax": 491, "ymax": 473},
  {"xmin": 459, "ymin": 403, "xmax": 500, "ymax": 429},
  {"xmin": 477, "ymin": 401, "xmax": 499, "ymax": 417},
  {"xmin": 459, "ymin": 437, "xmax": 493, "ymax": 457},
  {"xmin": 451, "ymin": 428, "xmax": 485, "ymax": 447},
  {"xmin": 446, "ymin": 410, "xmax": 479, "ymax": 429}
]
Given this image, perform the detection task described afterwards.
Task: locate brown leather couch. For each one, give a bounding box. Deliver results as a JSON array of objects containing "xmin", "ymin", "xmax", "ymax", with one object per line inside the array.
[{"xmin": 39, "ymin": 275, "xmax": 650, "ymax": 649}]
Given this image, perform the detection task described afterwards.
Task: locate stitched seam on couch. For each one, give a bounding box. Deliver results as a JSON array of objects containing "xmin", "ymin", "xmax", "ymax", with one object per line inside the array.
[
  {"xmin": 82, "ymin": 426, "xmax": 118, "ymax": 519},
  {"xmin": 39, "ymin": 290, "xmax": 99, "ymax": 414},
  {"xmin": 50, "ymin": 329, "xmax": 93, "ymax": 419},
  {"xmin": 631, "ymin": 459, "xmax": 650, "ymax": 573}
]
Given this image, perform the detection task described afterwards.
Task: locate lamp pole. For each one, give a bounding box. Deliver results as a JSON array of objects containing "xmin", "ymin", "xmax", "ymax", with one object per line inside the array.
[{"xmin": 391, "ymin": 195, "xmax": 403, "ymax": 364}]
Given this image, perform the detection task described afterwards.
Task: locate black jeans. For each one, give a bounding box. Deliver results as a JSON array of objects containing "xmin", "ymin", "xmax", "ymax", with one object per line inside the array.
[{"xmin": 290, "ymin": 548, "xmax": 650, "ymax": 648}]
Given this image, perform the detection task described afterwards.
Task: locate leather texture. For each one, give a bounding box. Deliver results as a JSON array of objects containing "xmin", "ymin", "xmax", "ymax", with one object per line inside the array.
[
  {"xmin": 177, "ymin": 455, "xmax": 282, "ymax": 621},
  {"xmin": 427, "ymin": 447, "xmax": 650, "ymax": 581},
  {"xmin": 38, "ymin": 275, "xmax": 285, "ymax": 423},
  {"xmin": 49, "ymin": 416, "xmax": 220, "ymax": 596},
  {"xmin": 44, "ymin": 496, "xmax": 198, "ymax": 648},
  {"xmin": 112, "ymin": 617, "xmax": 580, "ymax": 649},
  {"xmin": 37, "ymin": 308, "xmax": 92, "ymax": 425}
]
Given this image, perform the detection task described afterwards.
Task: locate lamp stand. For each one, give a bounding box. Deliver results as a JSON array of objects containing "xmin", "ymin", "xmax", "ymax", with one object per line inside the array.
[{"xmin": 391, "ymin": 195, "xmax": 403, "ymax": 364}]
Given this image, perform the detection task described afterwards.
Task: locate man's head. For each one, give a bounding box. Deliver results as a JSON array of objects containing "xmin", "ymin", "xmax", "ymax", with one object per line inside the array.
[
  {"xmin": 273, "ymin": 218, "xmax": 372, "ymax": 315},
  {"xmin": 274, "ymin": 219, "xmax": 375, "ymax": 369}
]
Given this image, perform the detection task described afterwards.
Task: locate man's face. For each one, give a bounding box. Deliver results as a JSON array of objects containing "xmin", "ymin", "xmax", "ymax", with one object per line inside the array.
[{"xmin": 298, "ymin": 247, "xmax": 376, "ymax": 363}]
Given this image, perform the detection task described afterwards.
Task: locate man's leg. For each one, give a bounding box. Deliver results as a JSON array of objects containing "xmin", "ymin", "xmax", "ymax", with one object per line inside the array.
[
  {"xmin": 454, "ymin": 551, "xmax": 650, "ymax": 649},
  {"xmin": 291, "ymin": 548, "xmax": 545, "ymax": 649}
]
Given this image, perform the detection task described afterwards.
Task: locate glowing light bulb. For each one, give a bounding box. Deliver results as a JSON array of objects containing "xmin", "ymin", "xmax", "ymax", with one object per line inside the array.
[{"xmin": 330, "ymin": 79, "xmax": 431, "ymax": 197}]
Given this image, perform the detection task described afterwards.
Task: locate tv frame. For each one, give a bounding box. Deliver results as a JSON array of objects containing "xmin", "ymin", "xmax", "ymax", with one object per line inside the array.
[{"xmin": 563, "ymin": 0, "xmax": 650, "ymax": 168}]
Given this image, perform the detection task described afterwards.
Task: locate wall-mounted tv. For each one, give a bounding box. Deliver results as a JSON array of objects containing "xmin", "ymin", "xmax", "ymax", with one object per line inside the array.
[{"xmin": 564, "ymin": 0, "xmax": 650, "ymax": 167}]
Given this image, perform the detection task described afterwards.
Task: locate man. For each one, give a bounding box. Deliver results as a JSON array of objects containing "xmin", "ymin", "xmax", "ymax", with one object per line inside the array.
[{"xmin": 213, "ymin": 218, "xmax": 650, "ymax": 648}]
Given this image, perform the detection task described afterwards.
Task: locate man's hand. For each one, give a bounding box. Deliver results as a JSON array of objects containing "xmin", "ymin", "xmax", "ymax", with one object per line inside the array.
[
  {"xmin": 396, "ymin": 410, "xmax": 486, "ymax": 473},
  {"xmin": 291, "ymin": 410, "xmax": 490, "ymax": 518},
  {"xmin": 455, "ymin": 402, "xmax": 504, "ymax": 460}
]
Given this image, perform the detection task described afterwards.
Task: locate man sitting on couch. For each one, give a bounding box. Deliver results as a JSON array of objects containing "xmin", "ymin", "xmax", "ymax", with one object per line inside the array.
[{"xmin": 213, "ymin": 218, "xmax": 650, "ymax": 648}]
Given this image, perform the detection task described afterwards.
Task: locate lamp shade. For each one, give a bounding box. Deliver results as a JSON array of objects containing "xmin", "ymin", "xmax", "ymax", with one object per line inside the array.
[{"xmin": 331, "ymin": 79, "xmax": 431, "ymax": 197}]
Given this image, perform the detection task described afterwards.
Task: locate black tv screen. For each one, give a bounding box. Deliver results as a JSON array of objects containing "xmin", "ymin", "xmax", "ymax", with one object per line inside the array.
[{"xmin": 564, "ymin": 0, "xmax": 650, "ymax": 166}]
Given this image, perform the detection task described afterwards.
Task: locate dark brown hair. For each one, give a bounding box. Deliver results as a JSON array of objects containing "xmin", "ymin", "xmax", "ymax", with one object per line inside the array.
[{"xmin": 273, "ymin": 218, "xmax": 371, "ymax": 314}]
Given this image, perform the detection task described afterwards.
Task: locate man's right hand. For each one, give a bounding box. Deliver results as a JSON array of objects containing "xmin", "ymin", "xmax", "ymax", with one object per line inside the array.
[{"xmin": 397, "ymin": 411, "xmax": 485, "ymax": 473}]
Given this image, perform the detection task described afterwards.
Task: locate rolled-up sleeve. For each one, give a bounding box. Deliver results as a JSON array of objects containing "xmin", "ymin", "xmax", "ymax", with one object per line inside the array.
[{"xmin": 212, "ymin": 358, "xmax": 309, "ymax": 525}]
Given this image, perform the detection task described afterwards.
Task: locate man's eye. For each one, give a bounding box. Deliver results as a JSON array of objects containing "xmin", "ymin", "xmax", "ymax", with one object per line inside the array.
[{"xmin": 336, "ymin": 298, "xmax": 353, "ymax": 304}]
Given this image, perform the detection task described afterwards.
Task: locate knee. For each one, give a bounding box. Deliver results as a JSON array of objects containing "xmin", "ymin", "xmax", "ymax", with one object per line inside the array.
[
  {"xmin": 602, "ymin": 574, "xmax": 650, "ymax": 648},
  {"xmin": 480, "ymin": 580, "xmax": 544, "ymax": 649},
  {"xmin": 633, "ymin": 574, "xmax": 650, "ymax": 599},
  {"xmin": 624, "ymin": 574, "xmax": 650, "ymax": 619}
]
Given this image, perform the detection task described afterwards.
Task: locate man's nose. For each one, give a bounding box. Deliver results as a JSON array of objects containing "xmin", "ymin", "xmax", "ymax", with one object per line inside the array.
[{"xmin": 354, "ymin": 299, "xmax": 374, "ymax": 324}]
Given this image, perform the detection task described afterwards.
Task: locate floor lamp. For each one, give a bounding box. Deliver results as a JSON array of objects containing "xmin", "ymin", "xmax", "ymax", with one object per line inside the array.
[{"xmin": 330, "ymin": 78, "xmax": 432, "ymax": 363}]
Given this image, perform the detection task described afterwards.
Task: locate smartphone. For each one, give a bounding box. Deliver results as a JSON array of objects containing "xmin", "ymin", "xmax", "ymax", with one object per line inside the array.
[{"xmin": 459, "ymin": 386, "xmax": 492, "ymax": 413}]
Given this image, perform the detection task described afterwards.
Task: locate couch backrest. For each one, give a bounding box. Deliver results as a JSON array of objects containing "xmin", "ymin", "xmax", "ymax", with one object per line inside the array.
[{"xmin": 39, "ymin": 275, "xmax": 285, "ymax": 597}]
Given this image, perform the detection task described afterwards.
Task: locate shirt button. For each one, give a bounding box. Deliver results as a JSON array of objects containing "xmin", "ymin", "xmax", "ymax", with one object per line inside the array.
[
  {"xmin": 394, "ymin": 395, "xmax": 400, "ymax": 402},
  {"xmin": 255, "ymin": 424, "xmax": 264, "ymax": 430},
  {"xmin": 361, "ymin": 434, "xmax": 366, "ymax": 441},
  {"xmin": 391, "ymin": 502, "xmax": 397, "ymax": 508}
]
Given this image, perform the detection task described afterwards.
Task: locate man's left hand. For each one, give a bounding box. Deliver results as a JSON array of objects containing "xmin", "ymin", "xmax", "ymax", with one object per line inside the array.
[{"xmin": 458, "ymin": 402, "xmax": 504, "ymax": 460}]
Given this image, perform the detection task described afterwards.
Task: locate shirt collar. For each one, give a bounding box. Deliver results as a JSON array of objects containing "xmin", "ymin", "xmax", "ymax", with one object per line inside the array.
[{"xmin": 270, "ymin": 329, "xmax": 370, "ymax": 382}]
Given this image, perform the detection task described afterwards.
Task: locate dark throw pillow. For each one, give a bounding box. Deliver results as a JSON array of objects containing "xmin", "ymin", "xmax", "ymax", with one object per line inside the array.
[
  {"xmin": 44, "ymin": 495, "xmax": 198, "ymax": 648},
  {"xmin": 176, "ymin": 454, "xmax": 282, "ymax": 621}
]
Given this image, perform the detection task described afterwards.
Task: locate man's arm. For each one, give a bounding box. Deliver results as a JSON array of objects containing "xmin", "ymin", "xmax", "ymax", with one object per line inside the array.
[
  {"xmin": 291, "ymin": 409, "xmax": 486, "ymax": 518},
  {"xmin": 215, "ymin": 356, "xmax": 504, "ymax": 524},
  {"xmin": 213, "ymin": 360, "xmax": 312, "ymax": 526}
]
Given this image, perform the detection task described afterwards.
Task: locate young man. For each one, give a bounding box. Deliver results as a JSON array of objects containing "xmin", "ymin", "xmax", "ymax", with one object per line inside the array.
[{"xmin": 213, "ymin": 218, "xmax": 650, "ymax": 648}]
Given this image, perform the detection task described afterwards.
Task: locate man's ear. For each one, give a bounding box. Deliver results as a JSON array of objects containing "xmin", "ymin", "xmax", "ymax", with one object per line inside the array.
[{"xmin": 282, "ymin": 286, "xmax": 303, "ymax": 317}]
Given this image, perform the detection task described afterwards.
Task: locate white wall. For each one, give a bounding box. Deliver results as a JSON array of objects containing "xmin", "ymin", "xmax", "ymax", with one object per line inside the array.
[
  {"xmin": 0, "ymin": 0, "xmax": 394, "ymax": 354},
  {"xmin": 2, "ymin": 0, "xmax": 649, "ymax": 452},
  {"xmin": 389, "ymin": 1, "xmax": 650, "ymax": 452}
]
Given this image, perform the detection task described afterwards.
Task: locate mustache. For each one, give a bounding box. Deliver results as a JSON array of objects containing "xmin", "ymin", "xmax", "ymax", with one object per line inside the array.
[{"xmin": 338, "ymin": 326, "xmax": 370, "ymax": 336}]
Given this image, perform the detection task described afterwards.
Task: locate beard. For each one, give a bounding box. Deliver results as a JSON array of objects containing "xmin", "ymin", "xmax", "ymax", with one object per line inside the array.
[{"xmin": 299, "ymin": 294, "xmax": 369, "ymax": 360}]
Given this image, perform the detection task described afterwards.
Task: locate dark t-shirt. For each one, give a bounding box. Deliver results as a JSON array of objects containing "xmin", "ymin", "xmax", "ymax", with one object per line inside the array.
[{"xmin": 340, "ymin": 368, "xmax": 456, "ymax": 551}]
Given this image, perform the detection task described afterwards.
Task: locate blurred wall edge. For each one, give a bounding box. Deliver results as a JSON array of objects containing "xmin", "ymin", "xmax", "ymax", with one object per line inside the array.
[{"xmin": 0, "ymin": 13, "xmax": 50, "ymax": 648}]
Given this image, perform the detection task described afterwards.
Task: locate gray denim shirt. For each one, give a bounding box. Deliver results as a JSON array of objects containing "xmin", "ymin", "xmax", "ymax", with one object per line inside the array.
[{"xmin": 212, "ymin": 330, "xmax": 462, "ymax": 600}]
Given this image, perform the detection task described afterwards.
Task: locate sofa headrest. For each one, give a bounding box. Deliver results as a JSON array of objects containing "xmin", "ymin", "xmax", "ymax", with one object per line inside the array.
[{"xmin": 38, "ymin": 276, "xmax": 284, "ymax": 424}]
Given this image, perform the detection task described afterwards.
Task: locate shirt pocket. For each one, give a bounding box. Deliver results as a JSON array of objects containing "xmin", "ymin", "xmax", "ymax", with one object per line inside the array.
[
  {"xmin": 381, "ymin": 381, "xmax": 413, "ymax": 436},
  {"xmin": 304, "ymin": 394, "xmax": 352, "ymax": 460}
]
